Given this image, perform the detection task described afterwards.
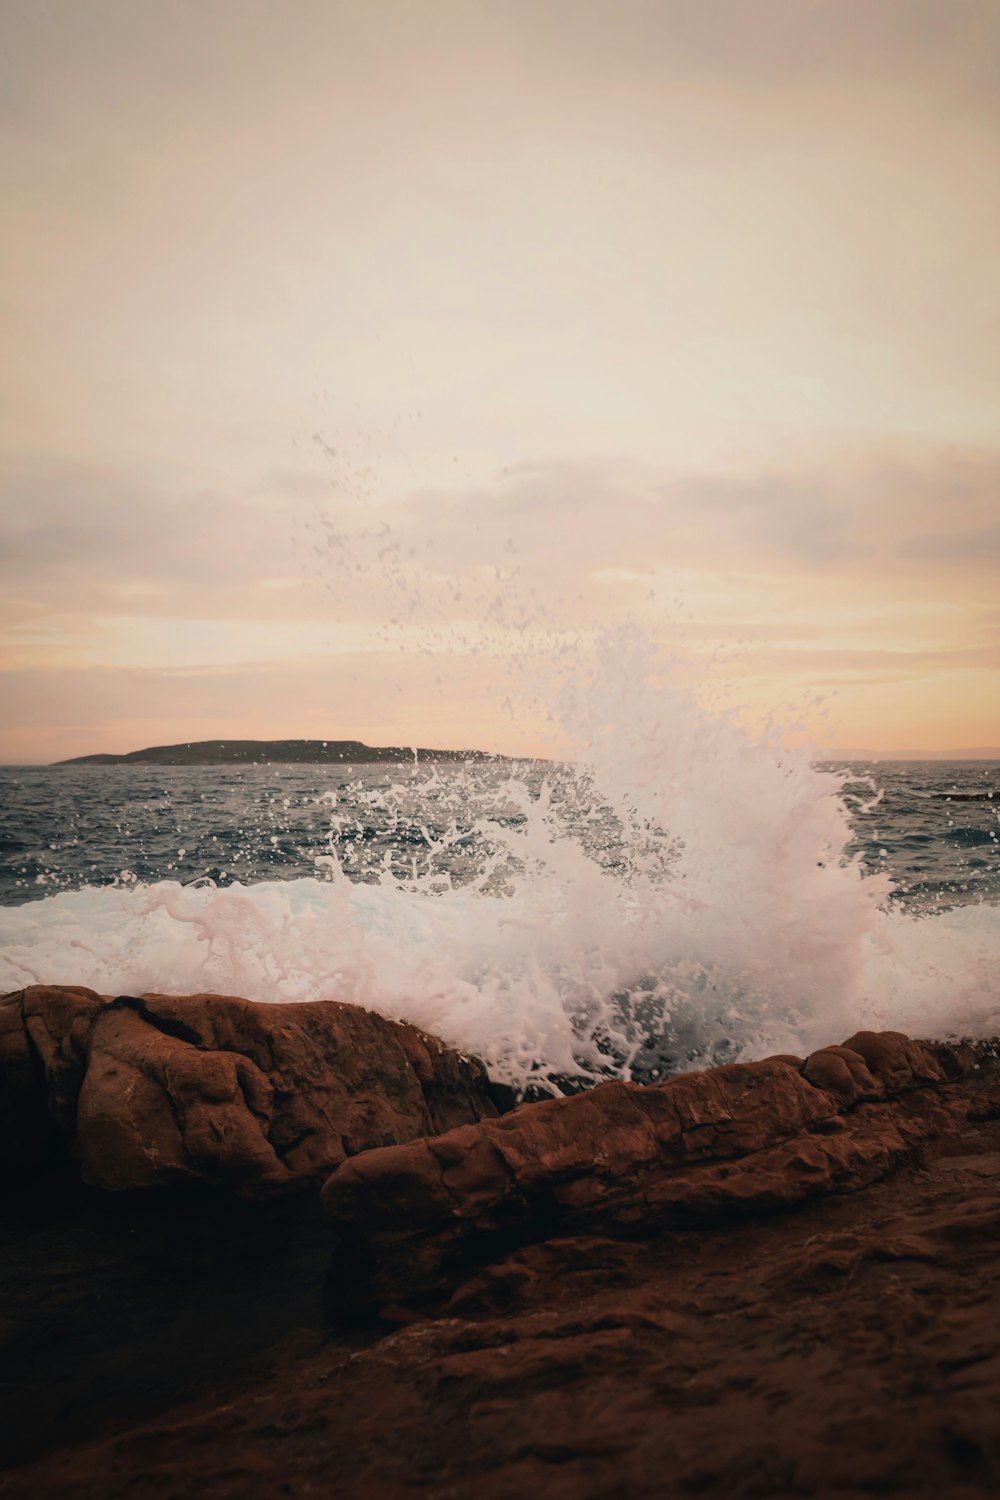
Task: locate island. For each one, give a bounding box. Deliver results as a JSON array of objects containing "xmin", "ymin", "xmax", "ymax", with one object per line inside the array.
[{"xmin": 55, "ymin": 739, "xmax": 499, "ymax": 767}]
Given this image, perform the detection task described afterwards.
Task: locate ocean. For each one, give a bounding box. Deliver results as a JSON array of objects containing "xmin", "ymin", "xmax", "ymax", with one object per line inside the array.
[{"xmin": 2, "ymin": 753, "xmax": 998, "ymax": 1091}]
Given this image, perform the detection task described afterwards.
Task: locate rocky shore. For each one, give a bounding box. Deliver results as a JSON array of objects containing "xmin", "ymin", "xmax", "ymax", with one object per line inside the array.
[{"xmin": 2, "ymin": 985, "xmax": 1000, "ymax": 1497}]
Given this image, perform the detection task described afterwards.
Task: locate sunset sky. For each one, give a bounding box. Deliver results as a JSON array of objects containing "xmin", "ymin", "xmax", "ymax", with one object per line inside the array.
[{"xmin": 2, "ymin": 0, "xmax": 999, "ymax": 761}]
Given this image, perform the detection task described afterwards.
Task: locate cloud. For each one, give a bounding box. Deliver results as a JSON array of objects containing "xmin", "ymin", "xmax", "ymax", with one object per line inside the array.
[
  {"xmin": 0, "ymin": 459, "xmax": 309, "ymax": 609},
  {"xmin": 365, "ymin": 445, "xmax": 1000, "ymax": 583},
  {"xmin": 4, "ymin": 442, "xmax": 1000, "ymax": 647},
  {"xmin": 897, "ymin": 524, "xmax": 1000, "ymax": 567}
]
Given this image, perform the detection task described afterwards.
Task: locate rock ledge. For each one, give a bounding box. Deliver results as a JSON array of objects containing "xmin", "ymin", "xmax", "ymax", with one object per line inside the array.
[{"xmin": 321, "ymin": 1029, "xmax": 1000, "ymax": 1315}]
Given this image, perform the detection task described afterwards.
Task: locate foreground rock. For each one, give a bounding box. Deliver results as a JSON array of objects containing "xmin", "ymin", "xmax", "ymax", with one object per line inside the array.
[
  {"xmin": 0, "ymin": 985, "xmax": 504, "ymax": 1196},
  {"xmin": 320, "ymin": 1030, "xmax": 1000, "ymax": 1317},
  {"xmin": 3, "ymin": 1030, "xmax": 1000, "ymax": 1498}
]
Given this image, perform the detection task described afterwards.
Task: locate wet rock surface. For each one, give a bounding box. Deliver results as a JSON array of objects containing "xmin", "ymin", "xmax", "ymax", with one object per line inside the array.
[
  {"xmin": 3, "ymin": 1021, "xmax": 1000, "ymax": 1498},
  {"xmin": 0, "ymin": 985, "xmax": 504, "ymax": 1195},
  {"xmin": 320, "ymin": 1030, "xmax": 997, "ymax": 1317}
]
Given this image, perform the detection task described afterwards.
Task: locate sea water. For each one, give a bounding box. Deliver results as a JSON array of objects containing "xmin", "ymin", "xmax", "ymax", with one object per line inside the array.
[{"xmin": 2, "ymin": 651, "xmax": 997, "ymax": 1092}]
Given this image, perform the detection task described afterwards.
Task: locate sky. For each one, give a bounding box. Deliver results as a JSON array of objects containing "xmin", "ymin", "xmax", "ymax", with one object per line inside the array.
[{"xmin": 1, "ymin": 0, "xmax": 999, "ymax": 762}]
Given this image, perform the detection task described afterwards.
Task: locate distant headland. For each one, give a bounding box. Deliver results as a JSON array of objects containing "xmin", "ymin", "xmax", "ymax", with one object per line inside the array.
[
  {"xmin": 50, "ymin": 738, "xmax": 999, "ymax": 768},
  {"xmin": 55, "ymin": 739, "xmax": 499, "ymax": 767}
]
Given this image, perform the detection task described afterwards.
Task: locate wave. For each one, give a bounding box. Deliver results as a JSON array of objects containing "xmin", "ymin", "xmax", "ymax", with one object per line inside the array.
[
  {"xmin": 3, "ymin": 635, "xmax": 998, "ymax": 1090},
  {"xmin": 2, "ymin": 873, "xmax": 998, "ymax": 1093}
]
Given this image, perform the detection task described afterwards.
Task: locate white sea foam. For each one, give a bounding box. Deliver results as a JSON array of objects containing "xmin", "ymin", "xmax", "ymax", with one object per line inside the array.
[{"xmin": 3, "ymin": 633, "xmax": 998, "ymax": 1090}]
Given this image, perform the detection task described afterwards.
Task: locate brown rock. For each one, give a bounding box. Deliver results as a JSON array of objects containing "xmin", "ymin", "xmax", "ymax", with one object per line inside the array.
[
  {"xmin": 802, "ymin": 1043, "xmax": 879, "ymax": 1102},
  {"xmin": 321, "ymin": 1032, "xmax": 995, "ymax": 1317},
  {"xmin": 839, "ymin": 1029, "xmax": 947, "ymax": 1091},
  {"xmin": 0, "ymin": 985, "xmax": 502, "ymax": 1196},
  {"xmin": 7, "ymin": 1056, "xmax": 1000, "ymax": 1500}
]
